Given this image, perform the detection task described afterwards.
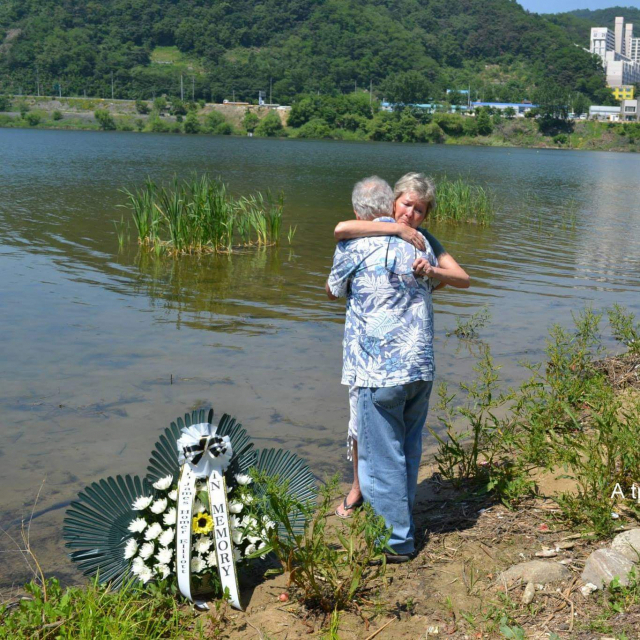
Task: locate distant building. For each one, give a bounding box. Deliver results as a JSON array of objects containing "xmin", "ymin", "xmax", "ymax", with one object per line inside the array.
[
  {"xmin": 470, "ymin": 102, "xmax": 538, "ymax": 116},
  {"xmin": 621, "ymin": 99, "xmax": 639, "ymax": 121},
  {"xmin": 590, "ymin": 17, "xmax": 640, "ymax": 87},
  {"xmin": 589, "ymin": 105, "xmax": 621, "ymax": 121},
  {"xmin": 611, "ymin": 85, "xmax": 635, "ymax": 101}
]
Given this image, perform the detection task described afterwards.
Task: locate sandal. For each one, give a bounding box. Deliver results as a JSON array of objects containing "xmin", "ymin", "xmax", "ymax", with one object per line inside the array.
[{"xmin": 335, "ymin": 495, "xmax": 364, "ymax": 519}]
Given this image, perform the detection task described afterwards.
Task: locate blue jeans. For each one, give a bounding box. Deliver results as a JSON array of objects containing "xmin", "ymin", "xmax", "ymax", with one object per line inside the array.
[{"xmin": 357, "ymin": 380, "xmax": 433, "ymax": 555}]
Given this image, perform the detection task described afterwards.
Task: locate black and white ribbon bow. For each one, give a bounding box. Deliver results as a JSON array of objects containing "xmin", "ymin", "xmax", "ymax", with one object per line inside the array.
[{"xmin": 182, "ymin": 435, "xmax": 227, "ymax": 465}]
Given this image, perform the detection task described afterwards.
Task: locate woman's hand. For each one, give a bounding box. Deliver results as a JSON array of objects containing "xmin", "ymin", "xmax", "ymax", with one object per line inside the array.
[
  {"xmin": 397, "ymin": 225, "xmax": 426, "ymax": 251},
  {"xmin": 412, "ymin": 257, "xmax": 435, "ymax": 278}
]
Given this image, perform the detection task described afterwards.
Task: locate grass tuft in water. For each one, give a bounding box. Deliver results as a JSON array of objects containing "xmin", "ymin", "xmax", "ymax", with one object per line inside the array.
[
  {"xmin": 433, "ymin": 176, "xmax": 495, "ymax": 225},
  {"xmin": 121, "ymin": 174, "xmax": 284, "ymax": 254}
]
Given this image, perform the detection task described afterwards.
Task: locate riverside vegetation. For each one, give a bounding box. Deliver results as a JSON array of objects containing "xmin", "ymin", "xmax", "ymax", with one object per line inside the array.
[
  {"xmin": 2, "ymin": 94, "xmax": 639, "ymax": 153},
  {"xmin": 121, "ymin": 174, "xmax": 287, "ymax": 254}
]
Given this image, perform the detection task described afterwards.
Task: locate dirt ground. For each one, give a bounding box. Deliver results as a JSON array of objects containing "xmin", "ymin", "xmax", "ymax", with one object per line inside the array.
[{"xmin": 201, "ymin": 459, "xmax": 639, "ymax": 639}]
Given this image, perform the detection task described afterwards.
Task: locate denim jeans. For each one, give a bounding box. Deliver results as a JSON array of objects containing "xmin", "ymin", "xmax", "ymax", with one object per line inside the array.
[{"xmin": 357, "ymin": 380, "xmax": 433, "ymax": 554}]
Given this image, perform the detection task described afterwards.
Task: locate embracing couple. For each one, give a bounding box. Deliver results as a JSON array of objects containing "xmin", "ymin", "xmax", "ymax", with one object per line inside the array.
[{"xmin": 325, "ymin": 173, "xmax": 469, "ymax": 562}]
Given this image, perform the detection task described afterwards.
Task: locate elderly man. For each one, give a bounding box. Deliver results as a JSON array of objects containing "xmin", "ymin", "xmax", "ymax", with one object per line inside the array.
[{"xmin": 325, "ymin": 176, "xmax": 438, "ymax": 561}]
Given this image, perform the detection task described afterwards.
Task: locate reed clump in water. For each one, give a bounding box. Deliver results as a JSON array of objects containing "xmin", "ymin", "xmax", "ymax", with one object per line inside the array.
[
  {"xmin": 433, "ymin": 176, "xmax": 495, "ymax": 225},
  {"xmin": 122, "ymin": 174, "xmax": 284, "ymax": 254}
]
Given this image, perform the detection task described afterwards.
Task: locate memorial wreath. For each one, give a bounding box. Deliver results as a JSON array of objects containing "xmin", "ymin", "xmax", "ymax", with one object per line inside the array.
[{"xmin": 62, "ymin": 407, "xmax": 316, "ymax": 610}]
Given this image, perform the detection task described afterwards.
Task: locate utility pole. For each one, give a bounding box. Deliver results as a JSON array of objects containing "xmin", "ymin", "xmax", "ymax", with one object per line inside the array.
[
  {"xmin": 59, "ymin": 83, "xmax": 62, "ymax": 99},
  {"xmin": 36, "ymin": 65, "xmax": 40, "ymax": 97},
  {"xmin": 111, "ymin": 71, "xmax": 114, "ymax": 99},
  {"xmin": 232, "ymin": 89, "xmax": 235, "ymax": 102},
  {"xmin": 180, "ymin": 74, "xmax": 184, "ymax": 101},
  {"xmin": 269, "ymin": 77, "xmax": 272, "ymax": 105}
]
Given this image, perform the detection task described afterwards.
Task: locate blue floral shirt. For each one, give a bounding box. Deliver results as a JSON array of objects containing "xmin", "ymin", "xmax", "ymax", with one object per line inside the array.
[{"xmin": 327, "ymin": 218, "xmax": 438, "ymax": 388}]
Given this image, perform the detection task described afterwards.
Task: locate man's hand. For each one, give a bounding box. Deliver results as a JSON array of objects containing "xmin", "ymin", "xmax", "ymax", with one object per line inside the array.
[
  {"xmin": 397, "ymin": 225, "xmax": 426, "ymax": 251},
  {"xmin": 325, "ymin": 281, "xmax": 338, "ymax": 300},
  {"xmin": 412, "ymin": 257, "xmax": 435, "ymax": 278}
]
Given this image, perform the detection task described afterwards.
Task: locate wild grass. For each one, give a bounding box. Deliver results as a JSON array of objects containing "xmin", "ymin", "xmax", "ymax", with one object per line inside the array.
[
  {"xmin": 258, "ymin": 474, "xmax": 391, "ymax": 614},
  {"xmin": 430, "ymin": 306, "xmax": 640, "ymax": 534},
  {"xmin": 121, "ymin": 174, "xmax": 285, "ymax": 254},
  {"xmin": 433, "ymin": 176, "xmax": 495, "ymax": 225},
  {"xmin": 0, "ymin": 578, "xmax": 212, "ymax": 639}
]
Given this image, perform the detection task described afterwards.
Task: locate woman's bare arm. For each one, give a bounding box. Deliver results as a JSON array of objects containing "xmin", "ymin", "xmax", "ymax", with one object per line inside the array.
[
  {"xmin": 413, "ymin": 252, "xmax": 470, "ymax": 289},
  {"xmin": 334, "ymin": 219, "xmax": 426, "ymax": 251}
]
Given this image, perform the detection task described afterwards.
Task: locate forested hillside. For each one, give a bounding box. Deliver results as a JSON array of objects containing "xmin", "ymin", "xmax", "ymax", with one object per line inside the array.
[{"xmin": 0, "ymin": 0, "xmax": 612, "ymax": 105}]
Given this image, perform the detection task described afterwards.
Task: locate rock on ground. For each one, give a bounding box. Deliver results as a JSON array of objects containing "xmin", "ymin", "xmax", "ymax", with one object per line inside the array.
[
  {"xmin": 611, "ymin": 529, "xmax": 640, "ymax": 562},
  {"xmin": 581, "ymin": 548, "xmax": 637, "ymax": 589},
  {"xmin": 498, "ymin": 560, "xmax": 571, "ymax": 586}
]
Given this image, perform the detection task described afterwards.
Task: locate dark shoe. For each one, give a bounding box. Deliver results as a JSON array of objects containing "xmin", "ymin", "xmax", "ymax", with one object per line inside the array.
[
  {"xmin": 335, "ymin": 495, "xmax": 364, "ymax": 519},
  {"xmin": 370, "ymin": 551, "xmax": 415, "ymax": 566}
]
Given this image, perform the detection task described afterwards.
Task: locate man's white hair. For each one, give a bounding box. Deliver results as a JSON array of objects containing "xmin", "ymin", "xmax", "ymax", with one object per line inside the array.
[{"xmin": 351, "ymin": 176, "xmax": 394, "ymax": 221}]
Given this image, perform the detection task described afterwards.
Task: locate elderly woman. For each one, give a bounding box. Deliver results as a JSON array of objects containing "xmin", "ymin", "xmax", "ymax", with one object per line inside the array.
[{"xmin": 334, "ymin": 172, "xmax": 470, "ymax": 518}]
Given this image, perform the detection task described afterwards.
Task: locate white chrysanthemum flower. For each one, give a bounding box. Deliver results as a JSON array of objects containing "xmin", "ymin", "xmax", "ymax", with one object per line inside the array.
[
  {"xmin": 131, "ymin": 557, "xmax": 146, "ymax": 575},
  {"xmin": 193, "ymin": 537, "xmax": 212, "ymax": 555},
  {"xmin": 156, "ymin": 547, "xmax": 173, "ymax": 565},
  {"xmin": 229, "ymin": 501, "xmax": 243, "ymax": 514},
  {"xmin": 244, "ymin": 543, "xmax": 257, "ymax": 556},
  {"xmin": 163, "ymin": 507, "xmax": 177, "ymax": 526},
  {"xmin": 248, "ymin": 535, "xmax": 261, "ymax": 544},
  {"xmin": 168, "ymin": 490, "xmax": 178, "ymax": 502},
  {"xmin": 242, "ymin": 493, "xmax": 254, "ymax": 505},
  {"xmin": 233, "ymin": 547, "xmax": 242, "ymax": 563},
  {"xmin": 139, "ymin": 541, "xmax": 155, "ymax": 560},
  {"xmin": 124, "ymin": 538, "xmax": 138, "ymax": 560},
  {"xmin": 229, "ymin": 515, "xmax": 241, "ymax": 530},
  {"xmin": 191, "ymin": 557, "xmax": 206, "ymax": 573},
  {"xmin": 132, "ymin": 496, "xmax": 153, "ymax": 511},
  {"xmin": 152, "ymin": 475, "xmax": 173, "ymax": 491},
  {"xmin": 235, "ymin": 474, "xmax": 252, "ymax": 486},
  {"xmin": 241, "ymin": 516, "xmax": 257, "ymax": 528},
  {"xmin": 232, "ymin": 530, "xmax": 244, "ymax": 545},
  {"xmin": 144, "ymin": 522, "xmax": 163, "ymax": 541},
  {"xmin": 193, "ymin": 500, "xmax": 206, "ymax": 513},
  {"xmin": 206, "ymin": 551, "xmax": 218, "ymax": 567},
  {"xmin": 138, "ymin": 564, "xmax": 154, "ymax": 583},
  {"xmin": 263, "ymin": 518, "xmax": 276, "ymax": 531},
  {"xmin": 155, "ymin": 563, "xmax": 171, "ymax": 579},
  {"xmin": 159, "ymin": 528, "xmax": 174, "ymax": 548},
  {"xmin": 128, "ymin": 517, "xmax": 147, "ymax": 533},
  {"xmin": 150, "ymin": 498, "xmax": 168, "ymax": 514},
  {"xmin": 257, "ymin": 540, "xmax": 267, "ymax": 550}
]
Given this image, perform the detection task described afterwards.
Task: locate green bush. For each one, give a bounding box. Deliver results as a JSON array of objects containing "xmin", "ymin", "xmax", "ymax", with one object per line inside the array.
[
  {"xmin": 433, "ymin": 112, "xmax": 464, "ymax": 136},
  {"xmin": 0, "ymin": 95, "xmax": 11, "ymax": 111},
  {"xmin": 94, "ymin": 109, "xmax": 116, "ymax": 130},
  {"xmin": 416, "ymin": 121, "xmax": 445, "ymax": 143},
  {"xmin": 476, "ymin": 110, "xmax": 494, "ymax": 135},
  {"xmin": 183, "ymin": 112, "xmax": 200, "ymax": 133},
  {"xmin": 243, "ymin": 110, "xmax": 260, "ymax": 133},
  {"xmin": 255, "ymin": 111, "xmax": 284, "ymax": 137},
  {"xmin": 293, "ymin": 117, "xmax": 332, "ymax": 139},
  {"xmin": 135, "ymin": 99, "xmax": 150, "ymax": 115},
  {"xmin": 52, "ymin": 110, "xmax": 63, "ymax": 121},
  {"xmin": 206, "ymin": 110, "xmax": 234, "ymax": 134},
  {"xmin": 553, "ymin": 133, "xmax": 568, "ymax": 145},
  {"xmin": 153, "ymin": 96, "xmax": 167, "ymax": 112},
  {"xmin": 148, "ymin": 115, "xmax": 169, "ymax": 133},
  {"xmin": 18, "ymin": 102, "xmax": 29, "ymax": 117},
  {"xmin": 463, "ymin": 117, "xmax": 479, "ymax": 137},
  {"xmin": 25, "ymin": 112, "xmax": 41, "ymax": 126},
  {"xmin": 169, "ymin": 99, "xmax": 187, "ymax": 116}
]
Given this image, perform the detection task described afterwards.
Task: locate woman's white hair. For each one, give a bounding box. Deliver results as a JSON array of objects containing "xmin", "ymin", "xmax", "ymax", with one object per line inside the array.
[
  {"xmin": 351, "ymin": 176, "xmax": 394, "ymax": 221},
  {"xmin": 394, "ymin": 172, "xmax": 437, "ymax": 216}
]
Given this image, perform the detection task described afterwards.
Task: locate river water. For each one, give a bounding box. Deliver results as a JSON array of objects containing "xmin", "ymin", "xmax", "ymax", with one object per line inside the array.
[{"xmin": 1, "ymin": 128, "xmax": 639, "ymax": 584}]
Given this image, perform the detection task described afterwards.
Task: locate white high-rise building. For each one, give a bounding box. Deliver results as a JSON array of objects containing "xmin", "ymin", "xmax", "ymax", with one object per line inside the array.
[{"xmin": 590, "ymin": 16, "xmax": 640, "ymax": 86}]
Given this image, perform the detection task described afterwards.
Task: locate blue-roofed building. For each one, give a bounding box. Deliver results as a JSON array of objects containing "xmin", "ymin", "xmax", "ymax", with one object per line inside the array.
[{"xmin": 470, "ymin": 102, "xmax": 538, "ymax": 116}]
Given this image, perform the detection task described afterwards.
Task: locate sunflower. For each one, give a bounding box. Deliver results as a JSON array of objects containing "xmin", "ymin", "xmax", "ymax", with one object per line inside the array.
[{"xmin": 192, "ymin": 512, "xmax": 214, "ymax": 534}]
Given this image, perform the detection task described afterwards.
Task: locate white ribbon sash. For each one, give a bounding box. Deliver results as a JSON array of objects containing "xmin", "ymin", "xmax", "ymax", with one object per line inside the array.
[{"xmin": 175, "ymin": 423, "xmax": 242, "ymax": 610}]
